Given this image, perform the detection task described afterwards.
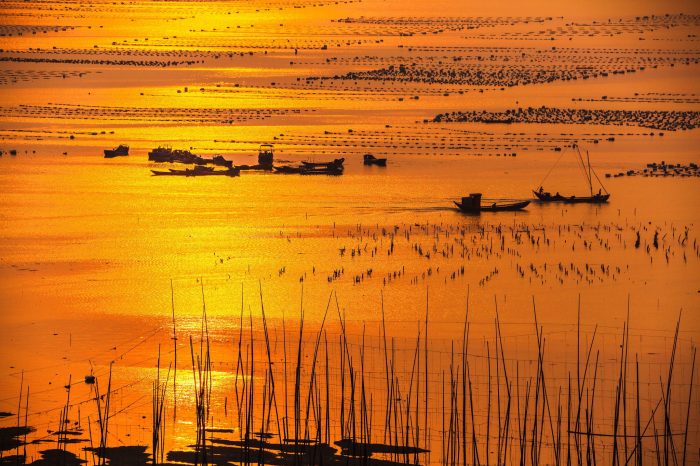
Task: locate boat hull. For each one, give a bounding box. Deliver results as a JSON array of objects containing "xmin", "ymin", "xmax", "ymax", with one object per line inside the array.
[
  {"xmin": 363, "ymin": 154, "xmax": 387, "ymax": 166},
  {"xmin": 104, "ymin": 145, "xmax": 129, "ymax": 158},
  {"xmin": 273, "ymin": 165, "xmax": 303, "ymax": 174},
  {"xmin": 454, "ymin": 200, "xmax": 530, "ymax": 213},
  {"xmin": 104, "ymin": 151, "xmax": 128, "ymax": 158},
  {"xmin": 299, "ymin": 167, "xmax": 343, "ymax": 175},
  {"xmin": 533, "ymin": 190, "xmax": 610, "ymax": 203},
  {"xmin": 364, "ymin": 159, "xmax": 387, "ymax": 166},
  {"xmin": 151, "ymin": 168, "xmax": 239, "ymax": 177},
  {"xmin": 301, "ymin": 158, "xmax": 345, "ymax": 169}
]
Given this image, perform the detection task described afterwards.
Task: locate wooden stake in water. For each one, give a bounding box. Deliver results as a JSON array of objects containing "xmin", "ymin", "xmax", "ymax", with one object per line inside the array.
[{"xmin": 170, "ymin": 279, "xmax": 177, "ymax": 422}]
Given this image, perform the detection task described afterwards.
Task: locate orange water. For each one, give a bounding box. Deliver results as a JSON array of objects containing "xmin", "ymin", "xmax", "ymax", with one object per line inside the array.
[{"xmin": 0, "ymin": 0, "xmax": 699, "ymax": 464}]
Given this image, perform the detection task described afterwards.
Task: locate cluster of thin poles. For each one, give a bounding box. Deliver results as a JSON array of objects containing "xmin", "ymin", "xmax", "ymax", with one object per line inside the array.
[{"xmin": 71, "ymin": 284, "xmax": 696, "ymax": 466}]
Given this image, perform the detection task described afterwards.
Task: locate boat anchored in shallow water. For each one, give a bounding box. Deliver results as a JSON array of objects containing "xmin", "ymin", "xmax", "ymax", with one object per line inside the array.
[
  {"xmin": 363, "ymin": 154, "xmax": 387, "ymax": 166},
  {"xmin": 148, "ymin": 146, "xmax": 200, "ymax": 164},
  {"xmin": 273, "ymin": 165, "xmax": 303, "ymax": 174},
  {"xmin": 299, "ymin": 157, "xmax": 345, "ymax": 175},
  {"xmin": 533, "ymin": 143, "xmax": 610, "ymax": 204},
  {"xmin": 533, "ymin": 189, "xmax": 610, "ymax": 203},
  {"xmin": 151, "ymin": 165, "xmax": 240, "ymax": 177},
  {"xmin": 301, "ymin": 158, "xmax": 345, "ymax": 169},
  {"xmin": 104, "ymin": 144, "xmax": 129, "ymax": 158},
  {"xmin": 454, "ymin": 193, "xmax": 530, "ymax": 213}
]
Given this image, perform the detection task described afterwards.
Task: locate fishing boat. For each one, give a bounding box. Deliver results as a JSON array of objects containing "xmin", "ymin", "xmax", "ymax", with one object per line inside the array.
[
  {"xmin": 148, "ymin": 146, "xmax": 201, "ymax": 164},
  {"xmin": 533, "ymin": 190, "xmax": 609, "ymax": 203},
  {"xmin": 151, "ymin": 169, "xmax": 175, "ymax": 176},
  {"xmin": 151, "ymin": 165, "xmax": 239, "ymax": 177},
  {"xmin": 104, "ymin": 144, "xmax": 129, "ymax": 158},
  {"xmin": 533, "ymin": 144, "xmax": 610, "ymax": 203},
  {"xmin": 363, "ymin": 154, "xmax": 387, "ymax": 166},
  {"xmin": 211, "ymin": 155, "xmax": 233, "ymax": 168},
  {"xmin": 149, "ymin": 146, "xmax": 174, "ymax": 162},
  {"xmin": 300, "ymin": 165, "xmax": 343, "ymax": 176},
  {"xmin": 273, "ymin": 165, "xmax": 303, "ymax": 174},
  {"xmin": 151, "ymin": 165, "xmax": 213, "ymax": 176},
  {"xmin": 258, "ymin": 144, "xmax": 274, "ymax": 170},
  {"xmin": 301, "ymin": 158, "xmax": 345, "ymax": 169},
  {"xmin": 298, "ymin": 157, "xmax": 345, "ymax": 175},
  {"xmin": 454, "ymin": 193, "xmax": 530, "ymax": 213}
]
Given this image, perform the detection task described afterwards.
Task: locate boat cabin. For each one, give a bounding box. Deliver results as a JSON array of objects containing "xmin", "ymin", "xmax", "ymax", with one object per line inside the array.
[
  {"xmin": 460, "ymin": 193, "xmax": 483, "ymax": 212},
  {"xmin": 258, "ymin": 144, "xmax": 274, "ymax": 169}
]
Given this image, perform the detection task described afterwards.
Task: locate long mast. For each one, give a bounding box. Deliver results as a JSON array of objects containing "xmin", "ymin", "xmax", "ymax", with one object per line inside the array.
[{"xmin": 586, "ymin": 149, "xmax": 593, "ymax": 196}]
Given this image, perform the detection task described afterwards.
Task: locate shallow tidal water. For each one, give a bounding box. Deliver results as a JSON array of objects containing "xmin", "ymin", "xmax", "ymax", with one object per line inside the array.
[{"xmin": 0, "ymin": 0, "xmax": 699, "ymax": 464}]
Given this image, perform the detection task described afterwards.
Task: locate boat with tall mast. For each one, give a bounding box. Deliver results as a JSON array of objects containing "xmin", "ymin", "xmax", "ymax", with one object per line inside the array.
[{"xmin": 533, "ymin": 143, "xmax": 610, "ymax": 203}]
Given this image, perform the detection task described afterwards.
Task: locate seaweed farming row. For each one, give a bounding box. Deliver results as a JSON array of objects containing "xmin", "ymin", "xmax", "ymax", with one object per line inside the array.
[{"xmin": 432, "ymin": 108, "xmax": 700, "ymax": 132}]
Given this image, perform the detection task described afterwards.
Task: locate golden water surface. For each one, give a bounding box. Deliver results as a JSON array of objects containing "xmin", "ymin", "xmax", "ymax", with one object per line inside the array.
[{"xmin": 0, "ymin": 0, "xmax": 699, "ymax": 464}]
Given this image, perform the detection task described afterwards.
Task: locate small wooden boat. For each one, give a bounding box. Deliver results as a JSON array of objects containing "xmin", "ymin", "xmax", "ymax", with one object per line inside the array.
[
  {"xmin": 301, "ymin": 158, "xmax": 344, "ymax": 169},
  {"xmin": 533, "ymin": 190, "xmax": 610, "ymax": 203},
  {"xmin": 335, "ymin": 439, "xmax": 428, "ymax": 455},
  {"xmin": 104, "ymin": 145, "xmax": 129, "ymax": 158},
  {"xmin": 148, "ymin": 146, "xmax": 200, "ymax": 164},
  {"xmin": 151, "ymin": 166, "xmax": 239, "ymax": 177},
  {"xmin": 151, "ymin": 168, "xmax": 203, "ymax": 176},
  {"xmin": 454, "ymin": 193, "xmax": 530, "ymax": 213},
  {"xmin": 273, "ymin": 165, "xmax": 303, "ymax": 174},
  {"xmin": 300, "ymin": 165, "xmax": 343, "ymax": 175},
  {"xmin": 299, "ymin": 157, "xmax": 344, "ymax": 175},
  {"xmin": 211, "ymin": 155, "xmax": 233, "ymax": 168},
  {"xmin": 364, "ymin": 154, "xmax": 387, "ymax": 166}
]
